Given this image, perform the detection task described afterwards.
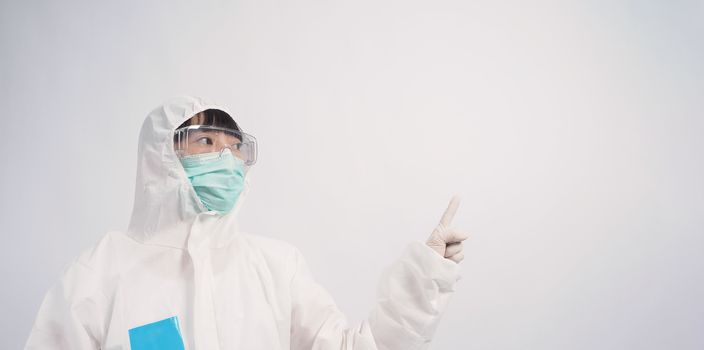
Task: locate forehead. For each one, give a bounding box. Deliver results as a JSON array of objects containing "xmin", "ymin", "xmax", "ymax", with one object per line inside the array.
[
  {"xmin": 176, "ymin": 127, "xmax": 242, "ymax": 142},
  {"xmin": 190, "ymin": 128, "xmax": 237, "ymax": 137}
]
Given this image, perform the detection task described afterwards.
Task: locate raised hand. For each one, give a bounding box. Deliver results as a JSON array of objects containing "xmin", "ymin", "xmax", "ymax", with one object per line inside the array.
[{"xmin": 425, "ymin": 196, "xmax": 470, "ymax": 263}]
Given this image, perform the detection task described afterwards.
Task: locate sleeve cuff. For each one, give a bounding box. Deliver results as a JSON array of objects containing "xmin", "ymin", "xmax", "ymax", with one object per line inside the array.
[{"xmin": 402, "ymin": 241, "xmax": 461, "ymax": 292}]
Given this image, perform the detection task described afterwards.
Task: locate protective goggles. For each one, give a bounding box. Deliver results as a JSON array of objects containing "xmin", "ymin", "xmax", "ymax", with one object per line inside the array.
[{"xmin": 173, "ymin": 125, "xmax": 258, "ymax": 166}]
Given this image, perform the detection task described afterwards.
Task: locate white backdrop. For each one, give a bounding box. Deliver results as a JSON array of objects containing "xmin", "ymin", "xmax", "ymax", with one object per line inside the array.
[{"xmin": 1, "ymin": 0, "xmax": 703, "ymax": 349}]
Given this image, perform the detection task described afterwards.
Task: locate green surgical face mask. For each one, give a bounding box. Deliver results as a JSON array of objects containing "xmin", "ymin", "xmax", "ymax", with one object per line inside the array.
[{"xmin": 179, "ymin": 150, "xmax": 245, "ymax": 215}]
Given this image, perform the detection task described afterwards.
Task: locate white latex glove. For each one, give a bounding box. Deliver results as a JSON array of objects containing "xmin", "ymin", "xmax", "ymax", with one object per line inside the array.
[{"xmin": 426, "ymin": 196, "xmax": 470, "ymax": 263}]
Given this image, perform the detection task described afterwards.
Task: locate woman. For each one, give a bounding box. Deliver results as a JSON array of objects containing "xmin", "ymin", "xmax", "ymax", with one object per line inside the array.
[{"xmin": 25, "ymin": 96, "xmax": 470, "ymax": 350}]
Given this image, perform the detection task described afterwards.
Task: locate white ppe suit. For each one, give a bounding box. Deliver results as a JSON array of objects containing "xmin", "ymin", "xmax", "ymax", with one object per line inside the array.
[{"xmin": 25, "ymin": 96, "xmax": 461, "ymax": 350}]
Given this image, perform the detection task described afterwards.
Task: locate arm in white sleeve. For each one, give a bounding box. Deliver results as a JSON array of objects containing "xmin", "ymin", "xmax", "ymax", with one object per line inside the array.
[
  {"xmin": 289, "ymin": 241, "xmax": 460, "ymax": 350},
  {"xmin": 369, "ymin": 241, "xmax": 460, "ymax": 350},
  {"xmin": 25, "ymin": 262, "xmax": 104, "ymax": 350}
]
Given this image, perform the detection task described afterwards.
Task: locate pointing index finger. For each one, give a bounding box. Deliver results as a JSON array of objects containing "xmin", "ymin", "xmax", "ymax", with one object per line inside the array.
[{"xmin": 439, "ymin": 195, "xmax": 461, "ymax": 229}]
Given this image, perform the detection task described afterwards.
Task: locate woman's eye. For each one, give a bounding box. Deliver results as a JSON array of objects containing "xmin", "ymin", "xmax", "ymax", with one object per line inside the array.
[{"xmin": 195, "ymin": 137, "xmax": 212, "ymax": 145}]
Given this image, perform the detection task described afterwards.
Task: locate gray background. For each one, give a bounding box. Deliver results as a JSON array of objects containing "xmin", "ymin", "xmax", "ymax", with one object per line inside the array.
[{"xmin": 1, "ymin": 0, "xmax": 703, "ymax": 349}]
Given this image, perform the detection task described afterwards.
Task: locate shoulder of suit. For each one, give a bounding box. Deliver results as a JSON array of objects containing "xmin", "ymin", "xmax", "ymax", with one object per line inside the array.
[
  {"xmin": 71, "ymin": 230, "xmax": 136, "ymax": 273},
  {"xmin": 238, "ymin": 232, "xmax": 299, "ymax": 256}
]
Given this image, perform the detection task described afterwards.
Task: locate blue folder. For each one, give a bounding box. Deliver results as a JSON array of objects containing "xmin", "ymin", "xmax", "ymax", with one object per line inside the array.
[{"xmin": 128, "ymin": 316, "xmax": 185, "ymax": 350}]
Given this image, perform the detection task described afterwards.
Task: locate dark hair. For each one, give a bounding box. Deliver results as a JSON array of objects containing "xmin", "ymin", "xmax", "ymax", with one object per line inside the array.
[{"xmin": 176, "ymin": 109, "xmax": 240, "ymax": 131}]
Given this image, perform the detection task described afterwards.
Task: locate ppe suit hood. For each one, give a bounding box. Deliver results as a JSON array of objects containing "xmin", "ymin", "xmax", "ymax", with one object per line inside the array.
[{"xmin": 127, "ymin": 96, "xmax": 250, "ymax": 248}]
